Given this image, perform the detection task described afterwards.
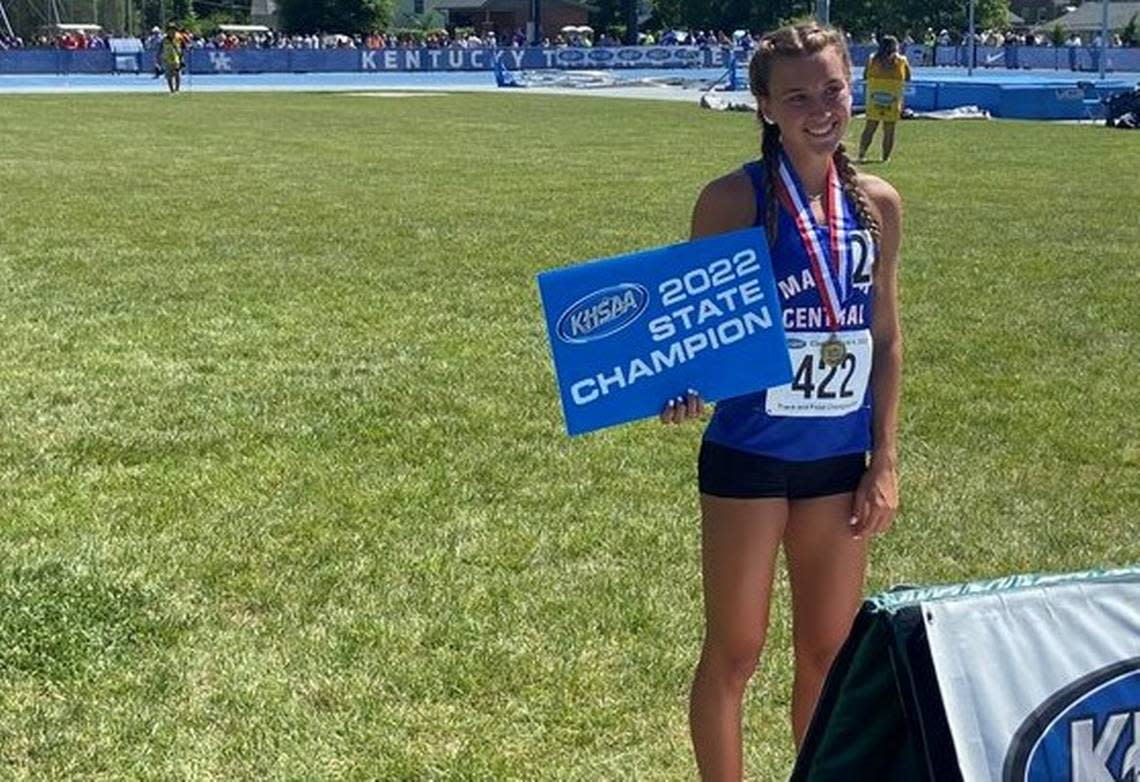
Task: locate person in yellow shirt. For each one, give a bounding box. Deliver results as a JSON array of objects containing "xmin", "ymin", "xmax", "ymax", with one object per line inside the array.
[
  {"xmin": 858, "ymin": 36, "xmax": 911, "ymax": 162},
  {"xmin": 159, "ymin": 24, "xmax": 186, "ymax": 94}
]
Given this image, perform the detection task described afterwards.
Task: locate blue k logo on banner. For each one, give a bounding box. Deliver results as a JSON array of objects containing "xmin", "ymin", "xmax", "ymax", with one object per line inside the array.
[
  {"xmin": 1005, "ymin": 660, "xmax": 1140, "ymax": 782},
  {"xmin": 537, "ymin": 228, "xmax": 792, "ymax": 436}
]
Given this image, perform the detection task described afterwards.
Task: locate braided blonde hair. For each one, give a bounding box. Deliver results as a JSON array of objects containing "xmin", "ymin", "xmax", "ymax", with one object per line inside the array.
[{"xmin": 749, "ymin": 23, "xmax": 880, "ymax": 245}]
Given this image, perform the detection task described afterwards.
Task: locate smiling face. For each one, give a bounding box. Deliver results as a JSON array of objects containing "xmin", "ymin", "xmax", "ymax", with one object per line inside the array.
[{"xmin": 758, "ymin": 46, "xmax": 852, "ymax": 159}]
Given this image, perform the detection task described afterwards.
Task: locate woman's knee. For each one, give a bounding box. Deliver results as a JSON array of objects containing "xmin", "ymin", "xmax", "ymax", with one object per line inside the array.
[
  {"xmin": 698, "ymin": 633, "xmax": 768, "ymax": 691},
  {"xmin": 792, "ymin": 633, "xmax": 846, "ymax": 681}
]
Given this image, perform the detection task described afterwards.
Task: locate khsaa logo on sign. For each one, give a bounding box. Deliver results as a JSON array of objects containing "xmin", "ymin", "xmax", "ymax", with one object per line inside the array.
[
  {"xmin": 1003, "ymin": 660, "xmax": 1140, "ymax": 782},
  {"xmin": 556, "ymin": 284, "xmax": 648, "ymax": 344}
]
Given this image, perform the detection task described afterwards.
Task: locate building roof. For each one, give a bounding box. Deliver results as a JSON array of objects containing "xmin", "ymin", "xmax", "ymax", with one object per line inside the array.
[
  {"xmin": 1010, "ymin": 0, "xmax": 1074, "ymax": 26},
  {"xmin": 1040, "ymin": 1, "xmax": 1140, "ymax": 31},
  {"xmin": 1011, "ymin": 0, "xmax": 1072, "ymax": 12}
]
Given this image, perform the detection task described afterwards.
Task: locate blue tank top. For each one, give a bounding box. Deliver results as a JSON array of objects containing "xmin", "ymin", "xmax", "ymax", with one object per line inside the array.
[{"xmin": 702, "ymin": 160, "xmax": 876, "ymax": 461}]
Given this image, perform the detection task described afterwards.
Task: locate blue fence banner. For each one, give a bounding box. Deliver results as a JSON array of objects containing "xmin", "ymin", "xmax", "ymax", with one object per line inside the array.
[
  {"xmin": 184, "ymin": 45, "xmax": 736, "ymax": 73},
  {"xmin": 537, "ymin": 227, "xmax": 791, "ymax": 436},
  {"xmin": 3, "ymin": 45, "xmax": 1139, "ymax": 75},
  {"xmin": 932, "ymin": 44, "xmax": 1140, "ymax": 72}
]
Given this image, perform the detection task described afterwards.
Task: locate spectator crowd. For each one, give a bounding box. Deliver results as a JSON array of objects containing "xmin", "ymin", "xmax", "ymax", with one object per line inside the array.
[{"xmin": 1, "ymin": 22, "xmax": 1134, "ymax": 54}]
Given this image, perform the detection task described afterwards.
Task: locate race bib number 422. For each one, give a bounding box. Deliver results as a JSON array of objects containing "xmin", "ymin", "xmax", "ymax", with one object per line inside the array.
[{"xmin": 765, "ymin": 330, "xmax": 872, "ymax": 417}]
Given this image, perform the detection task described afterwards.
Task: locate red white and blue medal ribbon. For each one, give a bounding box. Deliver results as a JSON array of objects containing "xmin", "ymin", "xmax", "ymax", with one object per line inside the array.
[{"xmin": 774, "ymin": 151, "xmax": 852, "ymax": 330}]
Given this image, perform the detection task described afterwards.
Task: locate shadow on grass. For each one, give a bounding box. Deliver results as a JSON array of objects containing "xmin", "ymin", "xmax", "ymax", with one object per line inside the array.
[{"xmin": 0, "ymin": 563, "xmax": 187, "ymax": 681}]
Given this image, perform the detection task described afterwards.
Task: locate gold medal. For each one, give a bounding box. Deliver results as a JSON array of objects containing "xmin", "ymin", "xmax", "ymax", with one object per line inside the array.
[{"xmin": 821, "ymin": 333, "xmax": 847, "ymax": 367}]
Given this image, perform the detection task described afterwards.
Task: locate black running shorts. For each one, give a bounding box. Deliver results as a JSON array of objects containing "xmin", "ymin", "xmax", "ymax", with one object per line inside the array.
[{"xmin": 698, "ymin": 440, "xmax": 866, "ymax": 500}]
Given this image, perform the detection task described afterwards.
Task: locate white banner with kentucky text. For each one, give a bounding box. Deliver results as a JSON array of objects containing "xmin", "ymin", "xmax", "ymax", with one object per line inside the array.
[{"xmin": 921, "ymin": 573, "xmax": 1140, "ymax": 782}]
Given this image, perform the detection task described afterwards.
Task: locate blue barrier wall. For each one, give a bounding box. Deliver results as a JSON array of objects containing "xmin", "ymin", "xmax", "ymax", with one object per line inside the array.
[
  {"xmin": 0, "ymin": 45, "xmax": 720, "ymax": 74},
  {"xmin": 852, "ymin": 73, "xmax": 1130, "ymax": 118},
  {"xmin": 0, "ymin": 49, "xmax": 112, "ymax": 73},
  {"xmin": 938, "ymin": 81, "xmax": 1004, "ymax": 112},
  {"xmin": 933, "ymin": 44, "xmax": 1140, "ymax": 72},
  {"xmin": 853, "ymin": 81, "xmax": 940, "ymax": 112},
  {"xmin": 3, "ymin": 45, "xmax": 1138, "ymax": 75},
  {"xmin": 993, "ymin": 82, "xmax": 1127, "ymax": 119},
  {"xmin": 184, "ymin": 45, "xmax": 736, "ymax": 73}
]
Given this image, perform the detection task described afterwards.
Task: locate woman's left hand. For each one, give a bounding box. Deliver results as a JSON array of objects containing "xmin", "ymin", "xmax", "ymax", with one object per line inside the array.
[{"xmin": 849, "ymin": 456, "xmax": 899, "ymax": 539}]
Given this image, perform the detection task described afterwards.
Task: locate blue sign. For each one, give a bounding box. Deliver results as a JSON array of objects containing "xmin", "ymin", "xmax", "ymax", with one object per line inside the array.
[
  {"xmin": 537, "ymin": 228, "xmax": 791, "ymax": 436},
  {"xmin": 1005, "ymin": 660, "xmax": 1140, "ymax": 782}
]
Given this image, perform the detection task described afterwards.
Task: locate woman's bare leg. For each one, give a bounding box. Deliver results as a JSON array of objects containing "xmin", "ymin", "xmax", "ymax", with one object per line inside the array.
[
  {"xmin": 783, "ymin": 492, "xmax": 868, "ymax": 747},
  {"xmin": 858, "ymin": 120, "xmax": 879, "ymax": 161},
  {"xmin": 882, "ymin": 122, "xmax": 897, "ymax": 161},
  {"xmin": 690, "ymin": 495, "xmax": 789, "ymax": 781}
]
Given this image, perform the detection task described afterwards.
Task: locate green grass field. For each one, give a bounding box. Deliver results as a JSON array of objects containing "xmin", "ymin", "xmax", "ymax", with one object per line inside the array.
[{"xmin": 0, "ymin": 91, "xmax": 1137, "ymax": 780}]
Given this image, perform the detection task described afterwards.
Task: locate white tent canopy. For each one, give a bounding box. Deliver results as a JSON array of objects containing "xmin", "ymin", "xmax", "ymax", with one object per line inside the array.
[
  {"xmin": 218, "ymin": 24, "xmax": 271, "ymax": 33},
  {"xmin": 47, "ymin": 23, "xmax": 103, "ymax": 32}
]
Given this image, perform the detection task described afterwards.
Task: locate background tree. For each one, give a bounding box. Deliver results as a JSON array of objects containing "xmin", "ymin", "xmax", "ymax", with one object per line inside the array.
[
  {"xmin": 833, "ymin": 0, "xmax": 1010, "ymax": 39},
  {"xmin": 648, "ymin": 0, "xmax": 812, "ymax": 33},
  {"xmin": 1121, "ymin": 13, "xmax": 1138, "ymax": 47},
  {"xmin": 1048, "ymin": 21, "xmax": 1067, "ymax": 45},
  {"xmin": 645, "ymin": 0, "xmax": 1008, "ymax": 38},
  {"xmin": 277, "ymin": 0, "xmax": 393, "ymax": 34},
  {"xmin": 2, "ymin": 0, "xmax": 190, "ymax": 36},
  {"xmin": 588, "ymin": 0, "xmax": 622, "ymax": 34},
  {"xmin": 192, "ymin": 0, "xmax": 250, "ymax": 28}
]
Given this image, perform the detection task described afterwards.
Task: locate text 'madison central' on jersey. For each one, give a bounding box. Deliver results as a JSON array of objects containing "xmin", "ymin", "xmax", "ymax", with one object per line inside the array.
[{"xmin": 703, "ymin": 160, "xmax": 876, "ymax": 461}]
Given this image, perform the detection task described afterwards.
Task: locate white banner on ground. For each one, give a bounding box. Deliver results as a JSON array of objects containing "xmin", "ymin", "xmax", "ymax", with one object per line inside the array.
[{"xmin": 923, "ymin": 576, "xmax": 1140, "ymax": 781}]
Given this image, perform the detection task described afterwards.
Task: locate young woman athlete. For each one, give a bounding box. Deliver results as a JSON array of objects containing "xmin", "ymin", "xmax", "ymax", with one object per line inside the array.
[{"xmin": 661, "ymin": 22, "xmax": 903, "ymax": 781}]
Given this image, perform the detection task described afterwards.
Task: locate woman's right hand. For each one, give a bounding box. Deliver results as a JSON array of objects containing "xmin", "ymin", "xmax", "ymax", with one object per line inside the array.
[{"xmin": 660, "ymin": 389, "xmax": 704, "ymax": 425}]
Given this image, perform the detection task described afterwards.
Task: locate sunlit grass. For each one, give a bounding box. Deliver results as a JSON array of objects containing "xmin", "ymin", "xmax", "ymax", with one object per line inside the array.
[{"xmin": 0, "ymin": 91, "xmax": 1136, "ymax": 778}]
